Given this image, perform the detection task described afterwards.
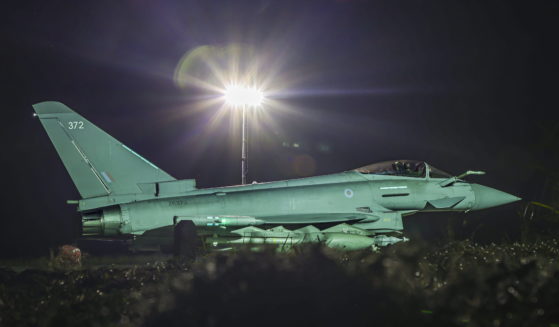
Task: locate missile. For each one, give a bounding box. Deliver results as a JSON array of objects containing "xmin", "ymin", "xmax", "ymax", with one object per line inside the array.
[
  {"xmin": 176, "ymin": 215, "xmax": 265, "ymax": 227},
  {"xmin": 372, "ymin": 235, "xmax": 409, "ymax": 247},
  {"xmin": 323, "ymin": 233, "xmax": 376, "ymax": 250},
  {"xmin": 206, "ymin": 236, "xmax": 304, "ymax": 246},
  {"xmin": 206, "ymin": 232, "xmax": 380, "ymax": 251},
  {"xmin": 203, "ymin": 223, "xmax": 396, "ymax": 251}
]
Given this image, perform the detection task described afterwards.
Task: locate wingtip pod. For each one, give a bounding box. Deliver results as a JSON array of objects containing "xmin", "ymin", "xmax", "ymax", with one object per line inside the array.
[{"xmin": 33, "ymin": 101, "xmax": 75, "ymax": 116}]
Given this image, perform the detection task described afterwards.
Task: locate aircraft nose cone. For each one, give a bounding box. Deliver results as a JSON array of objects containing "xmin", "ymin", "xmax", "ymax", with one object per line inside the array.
[{"xmin": 471, "ymin": 184, "xmax": 521, "ymax": 210}]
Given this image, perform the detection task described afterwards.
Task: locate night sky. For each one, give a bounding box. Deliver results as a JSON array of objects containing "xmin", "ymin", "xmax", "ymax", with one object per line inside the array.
[{"xmin": 2, "ymin": 0, "xmax": 558, "ymax": 256}]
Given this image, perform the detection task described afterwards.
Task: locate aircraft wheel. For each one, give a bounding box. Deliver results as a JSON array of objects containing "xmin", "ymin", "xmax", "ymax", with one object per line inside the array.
[{"xmin": 174, "ymin": 220, "xmax": 203, "ymax": 259}]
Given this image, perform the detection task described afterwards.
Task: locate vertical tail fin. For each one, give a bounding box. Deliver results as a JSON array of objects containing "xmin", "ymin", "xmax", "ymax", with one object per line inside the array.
[{"xmin": 33, "ymin": 101, "xmax": 175, "ymax": 198}]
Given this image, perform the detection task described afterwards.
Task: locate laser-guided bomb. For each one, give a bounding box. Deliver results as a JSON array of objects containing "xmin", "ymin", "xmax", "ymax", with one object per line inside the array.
[{"xmin": 34, "ymin": 101, "xmax": 521, "ymax": 255}]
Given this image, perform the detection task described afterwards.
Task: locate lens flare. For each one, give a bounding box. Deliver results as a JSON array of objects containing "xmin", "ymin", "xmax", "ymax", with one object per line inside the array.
[{"xmin": 169, "ymin": 42, "xmax": 403, "ymax": 178}]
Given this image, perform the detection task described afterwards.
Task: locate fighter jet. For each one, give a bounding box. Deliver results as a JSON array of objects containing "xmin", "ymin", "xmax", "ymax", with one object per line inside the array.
[{"xmin": 33, "ymin": 101, "xmax": 521, "ymax": 255}]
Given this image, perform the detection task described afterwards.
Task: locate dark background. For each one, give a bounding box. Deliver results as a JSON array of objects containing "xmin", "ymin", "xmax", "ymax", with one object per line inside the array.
[{"xmin": 1, "ymin": 0, "xmax": 558, "ymax": 257}]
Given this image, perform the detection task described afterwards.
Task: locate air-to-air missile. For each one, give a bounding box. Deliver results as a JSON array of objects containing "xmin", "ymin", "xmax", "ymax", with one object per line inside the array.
[{"xmin": 34, "ymin": 101, "xmax": 521, "ymax": 255}]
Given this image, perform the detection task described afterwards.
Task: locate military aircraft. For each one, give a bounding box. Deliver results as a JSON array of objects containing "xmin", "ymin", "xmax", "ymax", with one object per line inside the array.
[{"xmin": 34, "ymin": 101, "xmax": 521, "ymax": 255}]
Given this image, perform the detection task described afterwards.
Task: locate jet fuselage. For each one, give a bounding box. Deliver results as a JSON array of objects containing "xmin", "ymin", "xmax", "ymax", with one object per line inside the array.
[{"xmin": 33, "ymin": 101, "xmax": 520, "ymax": 251}]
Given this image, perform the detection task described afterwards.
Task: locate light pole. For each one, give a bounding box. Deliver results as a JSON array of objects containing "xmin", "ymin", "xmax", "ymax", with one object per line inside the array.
[
  {"xmin": 224, "ymin": 85, "xmax": 264, "ymax": 184},
  {"xmin": 241, "ymin": 104, "xmax": 248, "ymax": 185}
]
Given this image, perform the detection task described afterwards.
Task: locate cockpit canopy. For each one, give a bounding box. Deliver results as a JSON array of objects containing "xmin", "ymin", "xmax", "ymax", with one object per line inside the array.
[{"xmin": 354, "ymin": 160, "xmax": 452, "ymax": 178}]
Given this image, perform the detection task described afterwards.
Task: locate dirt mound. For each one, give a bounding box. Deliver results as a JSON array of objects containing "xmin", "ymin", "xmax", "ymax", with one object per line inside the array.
[{"xmin": 1, "ymin": 240, "xmax": 559, "ymax": 326}]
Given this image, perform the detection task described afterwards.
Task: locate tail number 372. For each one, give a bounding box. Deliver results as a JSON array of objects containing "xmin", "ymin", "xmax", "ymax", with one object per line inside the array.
[{"xmin": 68, "ymin": 121, "xmax": 84, "ymax": 130}]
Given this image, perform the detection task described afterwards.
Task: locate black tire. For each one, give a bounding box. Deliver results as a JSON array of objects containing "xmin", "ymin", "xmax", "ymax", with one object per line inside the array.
[{"xmin": 174, "ymin": 220, "xmax": 203, "ymax": 259}]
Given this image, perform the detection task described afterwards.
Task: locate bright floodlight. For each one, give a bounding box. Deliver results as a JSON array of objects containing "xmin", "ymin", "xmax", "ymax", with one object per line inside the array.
[{"xmin": 224, "ymin": 85, "xmax": 264, "ymax": 107}]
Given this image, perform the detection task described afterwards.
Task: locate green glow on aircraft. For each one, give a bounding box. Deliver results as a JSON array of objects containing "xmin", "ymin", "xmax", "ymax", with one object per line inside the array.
[{"xmin": 33, "ymin": 101, "xmax": 521, "ymax": 255}]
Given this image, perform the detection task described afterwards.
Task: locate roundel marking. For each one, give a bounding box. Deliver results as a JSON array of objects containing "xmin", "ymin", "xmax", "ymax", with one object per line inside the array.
[{"xmin": 344, "ymin": 188, "xmax": 354, "ymax": 198}]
